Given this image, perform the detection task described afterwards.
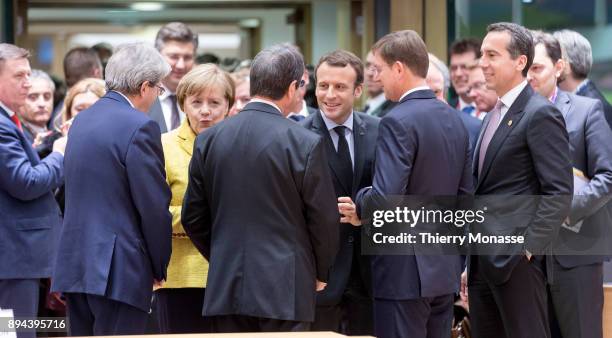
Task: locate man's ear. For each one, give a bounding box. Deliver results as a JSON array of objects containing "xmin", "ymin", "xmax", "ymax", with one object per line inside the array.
[
  {"xmin": 287, "ymin": 79, "xmax": 298, "ymax": 99},
  {"xmin": 140, "ymin": 81, "xmax": 150, "ymax": 97},
  {"xmin": 516, "ymin": 55, "xmax": 528, "ymax": 73},
  {"xmin": 354, "ymin": 84, "xmax": 363, "ymax": 98}
]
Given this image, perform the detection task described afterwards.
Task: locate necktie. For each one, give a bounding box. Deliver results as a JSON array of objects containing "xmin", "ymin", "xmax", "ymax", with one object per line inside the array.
[
  {"xmin": 363, "ymin": 104, "xmax": 370, "ymax": 114},
  {"xmin": 462, "ymin": 105, "xmax": 475, "ymax": 115},
  {"xmin": 478, "ymin": 99, "xmax": 504, "ymax": 175},
  {"xmin": 10, "ymin": 114, "xmax": 23, "ymax": 131},
  {"xmin": 288, "ymin": 114, "xmax": 305, "ymax": 122},
  {"xmin": 334, "ymin": 126, "xmax": 353, "ymax": 193},
  {"xmin": 168, "ymin": 94, "xmax": 180, "ymax": 130}
]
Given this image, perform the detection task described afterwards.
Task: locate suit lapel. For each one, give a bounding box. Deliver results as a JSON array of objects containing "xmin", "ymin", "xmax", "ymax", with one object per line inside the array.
[
  {"xmin": 351, "ymin": 113, "xmax": 367, "ymax": 197},
  {"xmin": 310, "ymin": 112, "xmax": 352, "ymax": 195},
  {"xmin": 554, "ymin": 90, "xmax": 571, "ymax": 120},
  {"xmin": 476, "ymin": 85, "xmax": 532, "ymax": 190}
]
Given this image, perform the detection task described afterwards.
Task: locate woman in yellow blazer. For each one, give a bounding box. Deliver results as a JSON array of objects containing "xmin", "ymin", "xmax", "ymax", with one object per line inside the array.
[{"xmin": 157, "ymin": 64, "xmax": 235, "ymax": 333}]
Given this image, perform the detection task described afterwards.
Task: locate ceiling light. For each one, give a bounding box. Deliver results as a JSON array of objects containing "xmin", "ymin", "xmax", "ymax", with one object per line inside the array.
[{"xmin": 131, "ymin": 2, "xmax": 164, "ymax": 11}]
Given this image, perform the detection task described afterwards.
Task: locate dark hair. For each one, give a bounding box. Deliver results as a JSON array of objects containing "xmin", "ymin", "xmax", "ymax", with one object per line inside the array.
[
  {"xmin": 154, "ymin": 22, "xmax": 199, "ymax": 51},
  {"xmin": 372, "ymin": 30, "xmax": 429, "ymax": 78},
  {"xmin": 315, "ymin": 49, "xmax": 364, "ymax": 87},
  {"xmin": 532, "ymin": 30, "xmax": 562, "ymax": 64},
  {"xmin": 250, "ymin": 43, "xmax": 304, "ymax": 100},
  {"xmin": 487, "ymin": 22, "xmax": 534, "ymax": 77},
  {"xmin": 450, "ymin": 38, "xmax": 482, "ymax": 58},
  {"xmin": 63, "ymin": 47, "xmax": 102, "ymax": 87}
]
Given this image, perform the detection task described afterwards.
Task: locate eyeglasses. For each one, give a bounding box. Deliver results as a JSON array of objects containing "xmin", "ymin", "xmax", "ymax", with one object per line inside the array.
[
  {"xmin": 149, "ymin": 83, "xmax": 165, "ymax": 96},
  {"xmin": 295, "ymin": 79, "xmax": 306, "ymax": 89}
]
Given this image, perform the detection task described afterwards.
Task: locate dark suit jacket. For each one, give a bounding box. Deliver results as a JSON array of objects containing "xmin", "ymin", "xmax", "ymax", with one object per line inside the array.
[
  {"xmin": 456, "ymin": 108, "xmax": 482, "ymax": 155},
  {"xmin": 576, "ymin": 79, "xmax": 612, "ymax": 130},
  {"xmin": 356, "ymin": 89, "xmax": 472, "ymax": 300},
  {"xmin": 553, "ymin": 90, "xmax": 612, "ymax": 267},
  {"xmin": 182, "ymin": 101, "xmax": 339, "ymax": 322},
  {"xmin": 51, "ymin": 91, "xmax": 172, "ymax": 312},
  {"xmin": 370, "ymin": 99, "xmax": 397, "ymax": 118},
  {"xmin": 0, "ymin": 106, "xmax": 63, "ymax": 279},
  {"xmin": 301, "ymin": 111, "xmax": 379, "ymax": 306},
  {"xmin": 149, "ymin": 98, "xmax": 168, "ymax": 133},
  {"xmin": 470, "ymin": 84, "xmax": 573, "ymax": 285}
]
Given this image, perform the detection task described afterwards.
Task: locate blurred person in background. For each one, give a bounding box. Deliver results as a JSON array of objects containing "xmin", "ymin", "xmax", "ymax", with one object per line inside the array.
[
  {"xmin": 157, "ymin": 64, "xmax": 234, "ymax": 334},
  {"xmin": 528, "ymin": 30, "xmax": 612, "ymax": 338},
  {"xmin": 363, "ymin": 51, "xmax": 395, "ymax": 117},
  {"xmin": 287, "ymin": 68, "xmax": 317, "ymax": 121},
  {"xmin": 150, "ymin": 22, "xmax": 198, "ymax": 133},
  {"xmin": 48, "ymin": 47, "xmax": 102, "ymax": 129},
  {"xmin": 91, "ymin": 42, "xmax": 113, "ymax": 76},
  {"xmin": 35, "ymin": 78, "xmax": 106, "ymax": 159},
  {"xmin": 448, "ymin": 38, "xmax": 481, "ymax": 116},
  {"xmin": 466, "ymin": 60, "xmax": 497, "ymax": 114},
  {"xmin": 554, "ymin": 29, "xmax": 612, "ymax": 129},
  {"xmin": 19, "ymin": 69, "xmax": 55, "ymax": 144},
  {"xmin": 303, "ymin": 64, "xmax": 318, "ymax": 109},
  {"xmin": 426, "ymin": 53, "xmax": 481, "ymax": 153},
  {"xmin": 51, "ymin": 43, "xmax": 172, "ymax": 336},
  {"xmin": 229, "ymin": 71, "xmax": 250, "ymax": 116}
]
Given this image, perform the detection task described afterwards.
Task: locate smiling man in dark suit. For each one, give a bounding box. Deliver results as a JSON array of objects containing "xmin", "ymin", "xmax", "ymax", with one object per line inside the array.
[
  {"xmin": 300, "ymin": 49, "xmax": 379, "ymax": 335},
  {"xmin": 341, "ymin": 30, "xmax": 473, "ymax": 338},
  {"xmin": 182, "ymin": 43, "xmax": 339, "ymax": 333},
  {"xmin": 464, "ymin": 23, "xmax": 573, "ymax": 338},
  {"xmin": 52, "ymin": 43, "xmax": 173, "ymax": 336}
]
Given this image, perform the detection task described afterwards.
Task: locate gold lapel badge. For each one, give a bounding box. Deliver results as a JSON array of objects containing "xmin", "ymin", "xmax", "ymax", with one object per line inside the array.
[{"xmin": 507, "ymin": 120, "xmax": 513, "ymax": 126}]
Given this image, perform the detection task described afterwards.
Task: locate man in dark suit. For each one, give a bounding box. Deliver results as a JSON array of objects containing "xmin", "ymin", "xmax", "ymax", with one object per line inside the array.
[
  {"xmin": 149, "ymin": 22, "xmax": 198, "ymax": 133},
  {"xmin": 363, "ymin": 51, "xmax": 396, "ymax": 117},
  {"xmin": 300, "ymin": 50, "xmax": 379, "ymax": 335},
  {"xmin": 448, "ymin": 38, "xmax": 481, "ymax": 117},
  {"xmin": 0, "ymin": 43, "xmax": 66, "ymax": 338},
  {"xmin": 426, "ymin": 53, "xmax": 481, "ymax": 153},
  {"xmin": 554, "ymin": 29, "xmax": 612, "ymax": 130},
  {"xmin": 528, "ymin": 31, "xmax": 612, "ymax": 338},
  {"xmin": 341, "ymin": 30, "xmax": 473, "ymax": 338},
  {"xmin": 51, "ymin": 43, "xmax": 173, "ymax": 336},
  {"xmin": 181, "ymin": 43, "xmax": 339, "ymax": 333},
  {"xmin": 464, "ymin": 23, "xmax": 573, "ymax": 338}
]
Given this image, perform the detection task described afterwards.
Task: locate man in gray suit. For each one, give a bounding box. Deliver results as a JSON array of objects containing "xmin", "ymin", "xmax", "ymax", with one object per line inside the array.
[
  {"xmin": 149, "ymin": 22, "xmax": 198, "ymax": 133},
  {"xmin": 528, "ymin": 31, "xmax": 612, "ymax": 338}
]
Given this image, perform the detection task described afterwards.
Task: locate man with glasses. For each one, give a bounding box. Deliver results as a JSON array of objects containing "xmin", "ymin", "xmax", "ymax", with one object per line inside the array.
[
  {"xmin": 466, "ymin": 61, "xmax": 497, "ymax": 117},
  {"xmin": 363, "ymin": 51, "xmax": 396, "ymax": 117},
  {"xmin": 150, "ymin": 22, "xmax": 198, "ymax": 133}
]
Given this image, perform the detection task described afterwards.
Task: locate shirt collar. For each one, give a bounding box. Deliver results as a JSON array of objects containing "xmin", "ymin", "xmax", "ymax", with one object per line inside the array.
[
  {"xmin": 367, "ymin": 92, "xmax": 387, "ymax": 106},
  {"xmin": 250, "ymin": 98, "xmax": 283, "ymax": 115},
  {"xmin": 549, "ymin": 86, "xmax": 559, "ymax": 103},
  {"xmin": 320, "ymin": 111, "xmax": 354, "ymax": 132},
  {"xmin": 499, "ymin": 80, "xmax": 528, "ymax": 110},
  {"xmin": 399, "ymin": 85, "xmax": 431, "ymax": 102},
  {"xmin": 575, "ymin": 79, "xmax": 589, "ymax": 94},
  {"xmin": 112, "ymin": 90, "xmax": 135, "ymax": 108},
  {"xmin": 0, "ymin": 100, "xmax": 16, "ymax": 117},
  {"xmin": 457, "ymin": 97, "xmax": 475, "ymax": 110}
]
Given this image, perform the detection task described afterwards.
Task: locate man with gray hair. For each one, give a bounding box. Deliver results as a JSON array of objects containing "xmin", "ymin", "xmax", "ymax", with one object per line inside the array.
[
  {"xmin": 182, "ymin": 43, "xmax": 339, "ymax": 333},
  {"xmin": 149, "ymin": 22, "xmax": 198, "ymax": 133},
  {"xmin": 554, "ymin": 29, "xmax": 612, "ymax": 129},
  {"xmin": 52, "ymin": 42, "xmax": 173, "ymax": 336},
  {"xmin": 0, "ymin": 43, "xmax": 66, "ymax": 338},
  {"xmin": 19, "ymin": 69, "xmax": 55, "ymax": 144}
]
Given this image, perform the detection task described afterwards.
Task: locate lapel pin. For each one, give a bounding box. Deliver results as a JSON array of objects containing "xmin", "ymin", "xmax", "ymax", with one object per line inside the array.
[{"xmin": 507, "ymin": 120, "xmax": 513, "ymax": 126}]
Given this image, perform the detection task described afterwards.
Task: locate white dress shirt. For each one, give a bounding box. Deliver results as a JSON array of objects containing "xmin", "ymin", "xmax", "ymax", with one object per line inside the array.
[
  {"xmin": 365, "ymin": 92, "xmax": 387, "ymax": 114},
  {"xmin": 496, "ymin": 80, "xmax": 528, "ymax": 128},
  {"xmin": 112, "ymin": 90, "xmax": 135, "ymax": 108},
  {"xmin": 158, "ymin": 84, "xmax": 185, "ymax": 128},
  {"xmin": 320, "ymin": 112, "xmax": 355, "ymax": 168},
  {"xmin": 0, "ymin": 100, "xmax": 16, "ymax": 117}
]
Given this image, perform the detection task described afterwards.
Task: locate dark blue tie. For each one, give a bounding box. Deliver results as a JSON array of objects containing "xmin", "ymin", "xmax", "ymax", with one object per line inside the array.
[
  {"xmin": 289, "ymin": 115, "xmax": 305, "ymax": 122},
  {"xmin": 461, "ymin": 106, "xmax": 475, "ymax": 115}
]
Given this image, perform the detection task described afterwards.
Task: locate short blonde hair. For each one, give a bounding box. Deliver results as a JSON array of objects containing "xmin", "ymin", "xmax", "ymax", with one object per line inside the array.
[
  {"xmin": 58, "ymin": 77, "xmax": 106, "ymax": 126},
  {"xmin": 177, "ymin": 64, "xmax": 235, "ymax": 112}
]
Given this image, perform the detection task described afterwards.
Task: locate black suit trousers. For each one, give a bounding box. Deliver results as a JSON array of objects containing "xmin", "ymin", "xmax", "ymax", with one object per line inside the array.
[
  {"xmin": 211, "ymin": 314, "xmax": 310, "ymax": 333},
  {"xmin": 469, "ymin": 256, "xmax": 550, "ymax": 338}
]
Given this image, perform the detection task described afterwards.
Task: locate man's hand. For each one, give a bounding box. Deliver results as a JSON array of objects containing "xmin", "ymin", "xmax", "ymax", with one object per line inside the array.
[
  {"xmin": 338, "ymin": 196, "xmax": 362, "ymax": 226},
  {"xmin": 52, "ymin": 136, "xmax": 67, "ymax": 156},
  {"xmin": 153, "ymin": 279, "xmax": 164, "ymax": 291},
  {"xmin": 460, "ymin": 270, "xmax": 469, "ymax": 309},
  {"xmin": 316, "ymin": 279, "xmax": 327, "ymax": 291}
]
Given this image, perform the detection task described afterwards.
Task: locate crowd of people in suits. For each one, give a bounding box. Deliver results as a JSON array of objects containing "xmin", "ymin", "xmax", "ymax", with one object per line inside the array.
[{"xmin": 1, "ymin": 19, "xmax": 612, "ymax": 338}]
